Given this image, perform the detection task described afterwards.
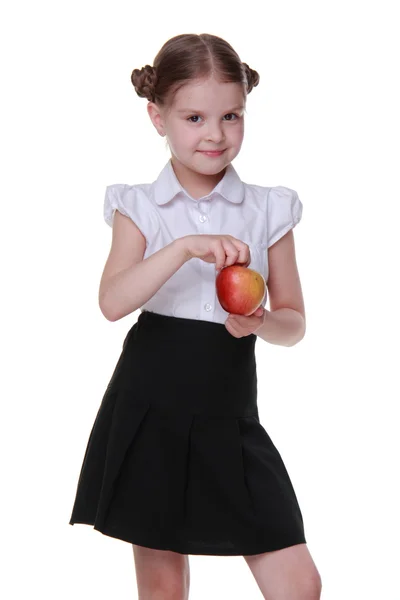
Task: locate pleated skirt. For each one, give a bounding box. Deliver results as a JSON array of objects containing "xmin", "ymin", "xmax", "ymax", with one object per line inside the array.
[{"xmin": 69, "ymin": 309, "xmax": 306, "ymax": 556}]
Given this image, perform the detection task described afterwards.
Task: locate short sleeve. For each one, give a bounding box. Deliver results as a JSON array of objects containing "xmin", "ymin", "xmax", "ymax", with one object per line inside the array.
[
  {"xmin": 266, "ymin": 186, "xmax": 303, "ymax": 248},
  {"xmin": 103, "ymin": 184, "xmax": 152, "ymax": 246}
]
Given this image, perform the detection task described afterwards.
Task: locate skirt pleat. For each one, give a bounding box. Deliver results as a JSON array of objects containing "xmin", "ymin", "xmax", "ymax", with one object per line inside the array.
[{"xmin": 69, "ymin": 310, "xmax": 306, "ymax": 556}]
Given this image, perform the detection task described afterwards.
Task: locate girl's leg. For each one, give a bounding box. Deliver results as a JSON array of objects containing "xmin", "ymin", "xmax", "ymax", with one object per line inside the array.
[
  {"xmin": 243, "ymin": 543, "xmax": 322, "ymax": 600},
  {"xmin": 132, "ymin": 544, "xmax": 190, "ymax": 600}
]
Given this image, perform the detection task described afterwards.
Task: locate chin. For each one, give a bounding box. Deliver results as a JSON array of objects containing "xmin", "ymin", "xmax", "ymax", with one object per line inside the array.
[{"xmin": 193, "ymin": 162, "xmax": 228, "ymax": 176}]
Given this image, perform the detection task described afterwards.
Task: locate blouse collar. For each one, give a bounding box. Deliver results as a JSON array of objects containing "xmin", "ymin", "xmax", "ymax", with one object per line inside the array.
[{"xmin": 151, "ymin": 158, "xmax": 245, "ymax": 205}]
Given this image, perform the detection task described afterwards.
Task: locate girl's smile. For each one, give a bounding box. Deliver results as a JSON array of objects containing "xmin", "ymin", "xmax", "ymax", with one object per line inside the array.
[{"xmin": 197, "ymin": 149, "xmax": 226, "ymax": 157}]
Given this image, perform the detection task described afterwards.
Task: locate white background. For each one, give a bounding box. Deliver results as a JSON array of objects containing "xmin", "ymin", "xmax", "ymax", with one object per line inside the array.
[{"xmin": 2, "ymin": 0, "xmax": 399, "ymax": 598}]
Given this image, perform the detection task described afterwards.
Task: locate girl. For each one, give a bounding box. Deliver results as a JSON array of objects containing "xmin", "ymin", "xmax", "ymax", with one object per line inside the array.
[{"xmin": 69, "ymin": 33, "xmax": 322, "ymax": 600}]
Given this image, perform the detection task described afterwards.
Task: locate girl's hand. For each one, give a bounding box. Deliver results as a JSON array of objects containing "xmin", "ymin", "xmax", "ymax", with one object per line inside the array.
[
  {"xmin": 182, "ymin": 234, "xmax": 251, "ymax": 269},
  {"xmin": 225, "ymin": 305, "xmax": 267, "ymax": 338}
]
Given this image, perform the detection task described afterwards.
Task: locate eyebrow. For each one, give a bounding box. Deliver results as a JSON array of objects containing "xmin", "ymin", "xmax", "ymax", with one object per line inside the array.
[{"xmin": 176, "ymin": 105, "xmax": 245, "ymax": 113}]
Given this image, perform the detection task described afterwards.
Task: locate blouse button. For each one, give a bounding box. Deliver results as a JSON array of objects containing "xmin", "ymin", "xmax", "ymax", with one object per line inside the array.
[
  {"xmin": 204, "ymin": 303, "xmax": 212, "ymax": 311},
  {"xmin": 199, "ymin": 214, "xmax": 208, "ymax": 223}
]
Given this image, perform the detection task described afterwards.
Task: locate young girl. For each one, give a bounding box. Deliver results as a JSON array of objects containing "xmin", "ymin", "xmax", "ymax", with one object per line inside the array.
[{"xmin": 69, "ymin": 33, "xmax": 322, "ymax": 600}]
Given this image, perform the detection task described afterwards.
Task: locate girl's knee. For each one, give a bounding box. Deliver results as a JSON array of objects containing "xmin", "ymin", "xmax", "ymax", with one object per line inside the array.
[
  {"xmin": 243, "ymin": 543, "xmax": 322, "ymax": 600},
  {"xmin": 146, "ymin": 579, "xmax": 189, "ymax": 600},
  {"xmin": 284, "ymin": 561, "xmax": 322, "ymax": 600},
  {"xmin": 132, "ymin": 544, "xmax": 190, "ymax": 600},
  {"xmin": 150, "ymin": 567, "xmax": 190, "ymax": 599},
  {"xmin": 300, "ymin": 568, "xmax": 322, "ymax": 600}
]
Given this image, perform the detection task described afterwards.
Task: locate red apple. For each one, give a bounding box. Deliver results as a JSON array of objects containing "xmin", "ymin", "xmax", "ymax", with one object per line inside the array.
[{"xmin": 216, "ymin": 265, "xmax": 267, "ymax": 316}]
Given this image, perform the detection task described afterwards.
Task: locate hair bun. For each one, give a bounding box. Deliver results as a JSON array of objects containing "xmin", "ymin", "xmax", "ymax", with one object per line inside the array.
[
  {"xmin": 242, "ymin": 62, "xmax": 260, "ymax": 94},
  {"xmin": 131, "ymin": 64, "xmax": 157, "ymax": 101}
]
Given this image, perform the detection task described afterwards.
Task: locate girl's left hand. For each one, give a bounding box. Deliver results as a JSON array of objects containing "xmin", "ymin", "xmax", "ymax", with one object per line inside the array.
[{"xmin": 225, "ymin": 306, "xmax": 267, "ymax": 338}]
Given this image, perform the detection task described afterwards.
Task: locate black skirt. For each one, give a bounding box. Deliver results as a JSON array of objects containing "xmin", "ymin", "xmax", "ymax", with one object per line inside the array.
[{"xmin": 69, "ymin": 310, "xmax": 306, "ymax": 556}]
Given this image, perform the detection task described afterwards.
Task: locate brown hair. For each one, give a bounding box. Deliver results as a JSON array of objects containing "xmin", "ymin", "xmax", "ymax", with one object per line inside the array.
[{"xmin": 131, "ymin": 33, "xmax": 260, "ymax": 112}]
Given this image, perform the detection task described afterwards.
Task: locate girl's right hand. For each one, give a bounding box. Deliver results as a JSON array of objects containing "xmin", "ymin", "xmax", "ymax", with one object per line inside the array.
[{"xmin": 182, "ymin": 234, "xmax": 251, "ymax": 271}]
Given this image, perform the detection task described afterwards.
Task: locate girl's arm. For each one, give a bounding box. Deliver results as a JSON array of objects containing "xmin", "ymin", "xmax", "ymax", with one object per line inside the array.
[
  {"xmin": 99, "ymin": 210, "xmax": 190, "ymax": 321},
  {"xmin": 256, "ymin": 229, "xmax": 306, "ymax": 347}
]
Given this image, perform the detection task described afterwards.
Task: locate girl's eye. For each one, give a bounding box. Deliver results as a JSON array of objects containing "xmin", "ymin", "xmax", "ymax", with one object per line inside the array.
[
  {"xmin": 223, "ymin": 113, "xmax": 239, "ymax": 121},
  {"xmin": 187, "ymin": 113, "xmax": 240, "ymax": 123}
]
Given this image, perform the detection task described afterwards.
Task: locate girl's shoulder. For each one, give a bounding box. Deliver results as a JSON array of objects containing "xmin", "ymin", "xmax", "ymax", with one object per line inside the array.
[
  {"xmin": 266, "ymin": 185, "xmax": 303, "ymax": 249},
  {"xmin": 103, "ymin": 182, "xmax": 159, "ymax": 242},
  {"xmin": 103, "ymin": 183, "xmax": 150, "ymax": 225},
  {"xmin": 243, "ymin": 181, "xmax": 303, "ymax": 249},
  {"xmin": 244, "ymin": 180, "xmax": 300, "ymax": 202}
]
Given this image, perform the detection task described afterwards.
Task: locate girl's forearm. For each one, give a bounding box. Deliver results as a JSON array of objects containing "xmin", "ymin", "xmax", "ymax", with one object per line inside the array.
[
  {"xmin": 255, "ymin": 308, "xmax": 306, "ymax": 346},
  {"xmin": 99, "ymin": 238, "xmax": 190, "ymax": 322}
]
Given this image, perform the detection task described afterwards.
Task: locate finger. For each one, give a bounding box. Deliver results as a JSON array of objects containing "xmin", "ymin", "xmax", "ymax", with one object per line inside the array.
[
  {"xmin": 214, "ymin": 241, "xmax": 226, "ymax": 271},
  {"xmin": 231, "ymin": 241, "xmax": 250, "ymax": 266},
  {"xmin": 222, "ymin": 239, "xmax": 240, "ymax": 267},
  {"xmin": 239, "ymin": 242, "xmax": 250, "ymax": 266},
  {"xmin": 248, "ymin": 306, "xmax": 262, "ymax": 317},
  {"xmin": 225, "ymin": 317, "xmax": 241, "ymax": 338},
  {"xmin": 241, "ymin": 244, "xmax": 251, "ymax": 267},
  {"xmin": 228, "ymin": 314, "xmax": 247, "ymax": 327}
]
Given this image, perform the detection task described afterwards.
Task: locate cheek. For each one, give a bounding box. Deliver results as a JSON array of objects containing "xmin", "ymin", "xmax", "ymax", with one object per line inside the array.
[
  {"xmin": 181, "ymin": 128, "xmax": 201, "ymax": 148},
  {"xmin": 231, "ymin": 122, "xmax": 244, "ymax": 142},
  {"xmin": 171, "ymin": 124, "xmax": 198, "ymax": 146},
  {"xmin": 166, "ymin": 125, "xmax": 184, "ymax": 151}
]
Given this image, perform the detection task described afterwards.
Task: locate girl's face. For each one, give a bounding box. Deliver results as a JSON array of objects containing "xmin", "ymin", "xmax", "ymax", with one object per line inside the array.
[{"xmin": 148, "ymin": 76, "xmax": 246, "ymax": 176}]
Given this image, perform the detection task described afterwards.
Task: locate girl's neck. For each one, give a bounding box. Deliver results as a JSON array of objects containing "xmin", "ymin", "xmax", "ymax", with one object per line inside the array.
[{"xmin": 170, "ymin": 156, "xmax": 226, "ymax": 201}]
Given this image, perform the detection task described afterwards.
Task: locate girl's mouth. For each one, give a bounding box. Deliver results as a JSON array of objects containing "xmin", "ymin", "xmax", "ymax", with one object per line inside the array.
[{"xmin": 198, "ymin": 150, "xmax": 225, "ymax": 157}]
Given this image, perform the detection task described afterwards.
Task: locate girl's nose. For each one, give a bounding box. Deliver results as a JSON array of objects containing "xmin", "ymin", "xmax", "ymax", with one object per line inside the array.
[{"xmin": 205, "ymin": 123, "xmax": 224, "ymax": 143}]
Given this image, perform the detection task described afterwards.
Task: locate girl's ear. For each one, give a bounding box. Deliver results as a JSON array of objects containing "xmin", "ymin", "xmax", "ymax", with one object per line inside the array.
[{"xmin": 147, "ymin": 102, "xmax": 166, "ymax": 137}]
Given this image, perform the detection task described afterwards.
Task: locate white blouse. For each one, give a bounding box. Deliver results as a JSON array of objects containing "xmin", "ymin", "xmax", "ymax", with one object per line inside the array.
[{"xmin": 104, "ymin": 158, "xmax": 303, "ymax": 324}]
